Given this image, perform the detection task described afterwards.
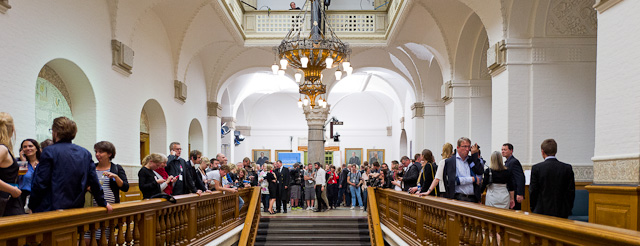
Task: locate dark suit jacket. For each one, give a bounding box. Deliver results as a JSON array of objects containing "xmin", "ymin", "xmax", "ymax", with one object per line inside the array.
[
  {"xmin": 339, "ymin": 168, "xmax": 350, "ymax": 187},
  {"xmin": 442, "ymin": 152, "xmax": 484, "ymax": 200},
  {"xmin": 505, "ymin": 155, "xmax": 525, "ymax": 197},
  {"xmin": 275, "ymin": 166, "xmax": 291, "ymax": 200},
  {"xmin": 186, "ymin": 161, "xmax": 207, "ymax": 192},
  {"xmin": 166, "ymin": 155, "xmax": 196, "ymax": 195},
  {"xmin": 529, "ymin": 158, "xmax": 575, "ymax": 218},
  {"xmin": 402, "ymin": 162, "xmax": 422, "ymax": 191},
  {"xmin": 107, "ymin": 162, "xmax": 129, "ymax": 203}
]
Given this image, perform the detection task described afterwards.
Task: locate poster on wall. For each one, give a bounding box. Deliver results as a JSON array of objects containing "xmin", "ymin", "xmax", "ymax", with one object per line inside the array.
[
  {"xmin": 278, "ymin": 152, "xmax": 301, "ymax": 168},
  {"xmin": 366, "ymin": 149, "xmax": 385, "ymax": 164},
  {"xmin": 275, "ymin": 150, "xmax": 292, "ymax": 163},
  {"xmin": 252, "ymin": 149, "xmax": 270, "ymax": 166},
  {"xmin": 344, "ymin": 148, "xmax": 363, "ymax": 166}
]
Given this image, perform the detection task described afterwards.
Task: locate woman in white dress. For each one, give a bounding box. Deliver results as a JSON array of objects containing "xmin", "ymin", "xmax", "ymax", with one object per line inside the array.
[{"xmin": 480, "ymin": 151, "xmax": 515, "ymax": 209}]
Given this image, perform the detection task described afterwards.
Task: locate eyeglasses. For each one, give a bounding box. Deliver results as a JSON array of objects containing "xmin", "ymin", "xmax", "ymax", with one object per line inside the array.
[{"xmin": 460, "ymin": 145, "xmax": 471, "ymax": 148}]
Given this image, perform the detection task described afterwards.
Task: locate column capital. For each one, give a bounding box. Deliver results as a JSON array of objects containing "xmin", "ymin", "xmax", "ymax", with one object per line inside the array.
[
  {"xmin": 303, "ymin": 105, "xmax": 330, "ymax": 126},
  {"xmin": 411, "ymin": 102, "xmax": 424, "ymax": 118},
  {"xmin": 221, "ymin": 117, "xmax": 236, "ymax": 129},
  {"xmin": 207, "ymin": 101, "xmax": 223, "ymax": 117},
  {"xmin": 111, "ymin": 39, "xmax": 134, "ymax": 75}
]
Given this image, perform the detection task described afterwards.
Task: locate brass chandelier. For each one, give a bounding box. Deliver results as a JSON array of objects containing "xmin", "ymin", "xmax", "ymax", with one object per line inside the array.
[{"xmin": 273, "ymin": 0, "xmax": 352, "ymax": 108}]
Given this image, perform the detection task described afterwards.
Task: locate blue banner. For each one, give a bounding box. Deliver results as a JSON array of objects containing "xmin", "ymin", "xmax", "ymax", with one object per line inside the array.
[{"xmin": 278, "ymin": 152, "xmax": 301, "ymax": 168}]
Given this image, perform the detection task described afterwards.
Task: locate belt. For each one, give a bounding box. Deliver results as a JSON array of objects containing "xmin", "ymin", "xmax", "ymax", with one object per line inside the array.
[{"xmin": 455, "ymin": 193, "xmax": 474, "ymax": 198}]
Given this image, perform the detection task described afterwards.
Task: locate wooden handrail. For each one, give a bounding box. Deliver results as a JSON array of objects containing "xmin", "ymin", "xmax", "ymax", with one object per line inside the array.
[
  {"xmin": 366, "ymin": 187, "xmax": 384, "ymax": 246},
  {"xmin": 372, "ymin": 188, "xmax": 640, "ymax": 246},
  {"xmin": 238, "ymin": 187, "xmax": 261, "ymax": 246},
  {"xmin": 0, "ymin": 188, "xmax": 258, "ymax": 246}
]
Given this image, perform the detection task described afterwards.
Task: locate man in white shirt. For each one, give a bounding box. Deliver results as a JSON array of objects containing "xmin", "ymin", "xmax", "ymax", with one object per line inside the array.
[{"xmin": 313, "ymin": 162, "xmax": 328, "ymax": 212}]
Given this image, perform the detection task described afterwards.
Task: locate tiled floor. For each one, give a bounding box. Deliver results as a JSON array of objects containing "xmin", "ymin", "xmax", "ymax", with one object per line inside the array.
[{"xmin": 261, "ymin": 206, "xmax": 367, "ymax": 218}]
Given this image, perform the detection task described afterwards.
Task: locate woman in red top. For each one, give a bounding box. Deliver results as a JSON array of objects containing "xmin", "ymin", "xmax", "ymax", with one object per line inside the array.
[{"xmin": 327, "ymin": 166, "xmax": 340, "ymax": 209}]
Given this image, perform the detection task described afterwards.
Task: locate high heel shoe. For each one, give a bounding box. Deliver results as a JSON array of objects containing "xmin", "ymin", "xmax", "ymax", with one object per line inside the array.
[{"xmin": 269, "ymin": 209, "xmax": 275, "ymax": 214}]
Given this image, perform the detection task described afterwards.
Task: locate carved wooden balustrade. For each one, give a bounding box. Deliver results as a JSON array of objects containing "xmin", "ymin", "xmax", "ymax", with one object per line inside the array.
[
  {"xmin": 370, "ymin": 188, "xmax": 640, "ymax": 246},
  {"xmin": 0, "ymin": 187, "xmax": 257, "ymax": 246},
  {"xmin": 238, "ymin": 186, "xmax": 261, "ymax": 246}
]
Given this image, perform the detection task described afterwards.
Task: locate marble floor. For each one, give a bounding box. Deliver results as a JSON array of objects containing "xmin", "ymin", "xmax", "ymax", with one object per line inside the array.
[{"xmin": 261, "ymin": 206, "xmax": 367, "ymax": 218}]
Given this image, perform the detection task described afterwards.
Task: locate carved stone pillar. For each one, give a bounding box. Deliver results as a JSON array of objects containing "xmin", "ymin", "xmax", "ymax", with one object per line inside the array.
[
  {"xmin": 207, "ymin": 102, "xmax": 223, "ymax": 157},
  {"xmin": 303, "ymin": 105, "xmax": 330, "ymax": 165}
]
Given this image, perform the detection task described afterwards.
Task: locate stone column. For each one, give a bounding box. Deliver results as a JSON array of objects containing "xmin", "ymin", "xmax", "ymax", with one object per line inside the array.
[
  {"xmin": 221, "ymin": 117, "xmax": 236, "ymax": 163},
  {"xmin": 444, "ymin": 80, "xmax": 492, "ymax": 149},
  {"xmin": 303, "ymin": 105, "xmax": 330, "ymax": 165},
  {"xmin": 207, "ymin": 102, "xmax": 222, "ymax": 158},
  {"xmin": 588, "ymin": 0, "xmax": 640, "ymax": 231}
]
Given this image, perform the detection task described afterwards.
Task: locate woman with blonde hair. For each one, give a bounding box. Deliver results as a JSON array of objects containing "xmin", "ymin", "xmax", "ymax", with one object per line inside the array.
[
  {"xmin": 264, "ymin": 164, "xmax": 277, "ymax": 214},
  {"xmin": 421, "ymin": 143, "xmax": 453, "ymax": 197},
  {"xmin": 0, "ymin": 112, "xmax": 24, "ymax": 216},
  {"xmin": 138, "ymin": 153, "xmax": 169, "ymax": 199},
  {"xmin": 480, "ymin": 151, "xmax": 515, "ymax": 209}
]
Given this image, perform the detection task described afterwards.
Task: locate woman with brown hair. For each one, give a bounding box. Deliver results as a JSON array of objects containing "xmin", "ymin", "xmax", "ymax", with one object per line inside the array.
[
  {"xmin": 18, "ymin": 138, "xmax": 41, "ymax": 211},
  {"xmin": 413, "ymin": 149, "xmax": 438, "ymax": 196},
  {"xmin": 421, "ymin": 143, "xmax": 453, "ymax": 197},
  {"xmin": 92, "ymin": 141, "xmax": 129, "ymax": 205},
  {"xmin": 0, "ymin": 112, "xmax": 24, "ymax": 216}
]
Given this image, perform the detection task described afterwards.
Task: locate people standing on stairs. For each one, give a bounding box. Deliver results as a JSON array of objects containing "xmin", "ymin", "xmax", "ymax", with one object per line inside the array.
[
  {"xmin": 327, "ymin": 165, "xmax": 339, "ymax": 209},
  {"xmin": 480, "ymin": 151, "xmax": 515, "ymax": 209},
  {"xmin": 264, "ymin": 164, "xmax": 277, "ymax": 214},
  {"xmin": 258, "ymin": 163, "xmax": 270, "ymax": 212},
  {"xmin": 313, "ymin": 162, "xmax": 328, "ymax": 212},
  {"xmin": 274, "ymin": 160, "xmax": 290, "ymax": 213},
  {"xmin": 338, "ymin": 164, "xmax": 350, "ymax": 207},
  {"xmin": 303, "ymin": 163, "xmax": 316, "ymax": 210},
  {"xmin": 502, "ymin": 143, "xmax": 526, "ymax": 210},
  {"xmin": 289, "ymin": 163, "xmax": 302, "ymax": 210}
]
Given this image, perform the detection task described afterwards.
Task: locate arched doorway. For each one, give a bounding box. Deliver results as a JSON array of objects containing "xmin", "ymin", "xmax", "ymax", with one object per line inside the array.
[
  {"xmin": 140, "ymin": 99, "xmax": 167, "ymax": 162},
  {"xmin": 188, "ymin": 118, "xmax": 204, "ymax": 155}
]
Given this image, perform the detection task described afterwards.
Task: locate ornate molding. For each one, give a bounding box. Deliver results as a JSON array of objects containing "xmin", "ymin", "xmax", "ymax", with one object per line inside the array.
[
  {"xmin": 174, "ymin": 80, "xmax": 187, "ymax": 102},
  {"xmin": 235, "ymin": 126, "xmax": 251, "ymax": 136},
  {"xmin": 546, "ymin": 0, "xmax": 597, "ymax": 36},
  {"xmin": 410, "ymin": 102, "xmax": 424, "ymax": 118},
  {"xmin": 221, "ymin": 117, "xmax": 236, "ymax": 129},
  {"xmin": 111, "ymin": 39, "xmax": 134, "ymax": 75},
  {"xmin": 441, "ymin": 81, "xmax": 452, "ymax": 102},
  {"xmin": 386, "ymin": 126, "xmax": 392, "ymax": 136},
  {"xmin": 487, "ymin": 40, "xmax": 506, "ymax": 76},
  {"xmin": 573, "ymin": 165, "xmax": 594, "ymax": 182},
  {"xmin": 593, "ymin": 0, "xmax": 624, "ymax": 13},
  {"xmin": 593, "ymin": 155, "xmax": 640, "ymax": 185},
  {"xmin": 0, "ymin": 0, "xmax": 10, "ymax": 14},
  {"xmin": 38, "ymin": 65, "xmax": 73, "ymax": 111},
  {"xmin": 531, "ymin": 46, "xmax": 597, "ymax": 63},
  {"xmin": 303, "ymin": 105, "xmax": 330, "ymax": 126},
  {"xmin": 207, "ymin": 101, "xmax": 223, "ymax": 117}
]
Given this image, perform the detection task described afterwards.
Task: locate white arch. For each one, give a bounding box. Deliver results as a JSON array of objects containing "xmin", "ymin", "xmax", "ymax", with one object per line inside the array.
[
  {"xmin": 141, "ymin": 99, "xmax": 167, "ymax": 155},
  {"xmin": 188, "ymin": 118, "xmax": 204, "ymax": 153}
]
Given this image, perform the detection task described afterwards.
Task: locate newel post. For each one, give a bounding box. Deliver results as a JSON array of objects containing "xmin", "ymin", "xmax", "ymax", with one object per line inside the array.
[
  {"xmin": 140, "ymin": 211, "xmax": 156, "ymax": 246},
  {"xmin": 188, "ymin": 203, "xmax": 197, "ymax": 241},
  {"xmin": 446, "ymin": 212, "xmax": 460, "ymax": 246}
]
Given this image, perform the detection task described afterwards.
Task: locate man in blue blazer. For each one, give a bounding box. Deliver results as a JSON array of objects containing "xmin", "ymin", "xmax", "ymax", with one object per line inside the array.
[
  {"xmin": 442, "ymin": 137, "xmax": 484, "ymax": 203},
  {"xmin": 502, "ymin": 143, "xmax": 525, "ymax": 210},
  {"xmin": 529, "ymin": 139, "xmax": 575, "ymax": 218}
]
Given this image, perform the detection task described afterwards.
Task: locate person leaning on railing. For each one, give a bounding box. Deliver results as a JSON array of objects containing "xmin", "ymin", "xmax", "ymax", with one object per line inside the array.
[
  {"xmin": 138, "ymin": 153, "xmax": 169, "ymax": 199},
  {"xmin": 421, "ymin": 143, "xmax": 453, "ymax": 197},
  {"xmin": 30, "ymin": 117, "xmax": 113, "ymax": 213},
  {"xmin": 0, "ymin": 112, "xmax": 24, "ymax": 217}
]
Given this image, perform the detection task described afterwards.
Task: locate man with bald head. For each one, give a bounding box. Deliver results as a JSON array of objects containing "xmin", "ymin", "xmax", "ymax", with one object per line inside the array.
[{"xmin": 216, "ymin": 153, "xmax": 228, "ymax": 165}]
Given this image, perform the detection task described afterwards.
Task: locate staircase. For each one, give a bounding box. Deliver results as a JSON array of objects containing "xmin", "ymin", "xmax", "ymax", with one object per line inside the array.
[{"xmin": 254, "ymin": 217, "xmax": 371, "ymax": 246}]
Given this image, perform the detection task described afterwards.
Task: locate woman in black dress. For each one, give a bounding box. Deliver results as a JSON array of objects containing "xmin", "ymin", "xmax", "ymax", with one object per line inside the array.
[
  {"xmin": 0, "ymin": 112, "xmax": 24, "ymax": 216},
  {"xmin": 264, "ymin": 164, "xmax": 277, "ymax": 214},
  {"xmin": 416, "ymin": 149, "xmax": 439, "ymax": 196},
  {"xmin": 138, "ymin": 153, "xmax": 168, "ymax": 199}
]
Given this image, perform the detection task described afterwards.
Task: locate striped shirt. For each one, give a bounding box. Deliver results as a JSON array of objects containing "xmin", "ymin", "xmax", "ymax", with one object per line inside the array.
[{"xmin": 93, "ymin": 170, "xmax": 116, "ymax": 206}]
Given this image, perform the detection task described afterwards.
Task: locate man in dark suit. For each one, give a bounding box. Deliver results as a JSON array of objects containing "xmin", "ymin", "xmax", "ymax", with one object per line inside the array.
[
  {"xmin": 166, "ymin": 142, "xmax": 201, "ymax": 196},
  {"xmin": 186, "ymin": 150, "xmax": 208, "ymax": 192},
  {"xmin": 274, "ymin": 160, "xmax": 291, "ymax": 213},
  {"xmin": 442, "ymin": 137, "xmax": 484, "ymax": 202},
  {"xmin": 502, "ymin": 143, "xmax": 525, "ymax": 210},
  {"xmin": 338, "ymin": 164, "xmax": 351, "ymax": 207},
  {"xmin": 402, "ymin": 156, "xmax": 421, "ymax": 191},
  {"xmin": 529, "ymin": 139, "xmax": 575, "ymax": 218}
]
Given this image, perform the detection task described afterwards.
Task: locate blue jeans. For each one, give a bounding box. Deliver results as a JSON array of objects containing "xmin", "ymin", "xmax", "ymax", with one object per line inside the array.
[
  {"xmin": 239, "ymin": 196, "xmax": 245, "ymax": 209},
  {"xmin": 350, "ymin": 185, "xmax": 363, "ymax": 207}
]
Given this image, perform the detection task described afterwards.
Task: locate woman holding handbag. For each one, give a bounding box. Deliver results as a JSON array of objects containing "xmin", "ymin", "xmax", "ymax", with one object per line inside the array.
[
  {"xmin": 415, "ymin": 149, "xmax": 438, "ymax": 196},
  {"xmin": 0, "ymin": 112, "xmax": 24, "ymax": 216}
]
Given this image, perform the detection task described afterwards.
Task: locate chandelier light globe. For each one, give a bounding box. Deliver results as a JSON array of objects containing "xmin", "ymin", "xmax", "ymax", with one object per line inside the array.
[
  {"xmin": 345, "ymin": 66, "xmax": 353, "ymax": 76},
  {"xmin": 297, "ymin": 98, "xmax": 303, "ymax": 108},
  {"xmin": 280, "ymin": 58, "xmax": 288, "ymax": 70},
  {"xmin": 303, "ymin": 98, "xmax": 309, "ymax": 106},
  {"xmin": 325, "ymin": 57, "xmax": 334, "ymax": 69},
  {"xmin": 295, "ymin": 72, "xmax": 302, "ymax": 83},
  {"xmin": 335, "ymin": 70, "xmax": 342, "ymax": 80},
  {"xmin": 271, "ymin": 64, "xmax": 279, "ymax": 74},
  {"xmin": 278, "ymin": 69, "xmax": 285, "ymax": 76},
  {"xmin": 342, "ymin": 61, "xmax": 351, "ymax": 70},
  {"xmin": 301, "ymin": 56, "xmax": 309, "ymax": 68}
]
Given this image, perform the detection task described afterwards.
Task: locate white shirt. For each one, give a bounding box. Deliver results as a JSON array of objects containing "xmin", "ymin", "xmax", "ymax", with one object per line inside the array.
[
  {"xmin": 435, "ymin": 159, "xmax": 446, "ymax": 192},
  {"xmin": 314, "ymin": 168, "xmax": 326, "ymax": 186}
]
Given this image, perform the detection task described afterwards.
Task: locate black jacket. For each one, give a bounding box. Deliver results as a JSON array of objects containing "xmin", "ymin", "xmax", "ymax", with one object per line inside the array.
[
  {"xmin": 274, "ymin": 166, "xmax": 291, "ymax": 200},
  {"xmin": 106, "ymin": 162, "xmax": 129, "ymax": 203},
  {"xmin": 166, "ymin": 155, "xmax": 196, "ymax": 195},
  {"xmin": 186, "ymin": 161, "xmax": 207, "ymax": 192},
  {"xmin": 529, "ymin": 158, "xmax": 575, "ymax": 218},
  {"xmin": 442, "ymin": 152, "xmax": 484, "ymax": 200},
  {"xmin": 418, "ymin": 162, "xmax": 438, "ymax": 195},
  {"xmin": 403, "ymin": 162, "xmax": 422, "ymax": 191},
  {"xmin": 339, "ymin": 168, "xmax": 350, "ymax": 187},
  {"xmin": 505, "ymin": 155, "xmax": 525, "ymax": 197}
]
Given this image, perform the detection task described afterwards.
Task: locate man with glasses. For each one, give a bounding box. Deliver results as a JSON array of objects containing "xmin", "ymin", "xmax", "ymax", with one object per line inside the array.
[{"xmin": 442, "ymin": 137, "xmax": 483, "ymax": 202}]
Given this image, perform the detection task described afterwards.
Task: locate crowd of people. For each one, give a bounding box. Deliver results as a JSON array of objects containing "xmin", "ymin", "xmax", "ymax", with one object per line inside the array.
[{"xmin": 0, "ymin": 112, "xmax": 575, "ymax": 223}]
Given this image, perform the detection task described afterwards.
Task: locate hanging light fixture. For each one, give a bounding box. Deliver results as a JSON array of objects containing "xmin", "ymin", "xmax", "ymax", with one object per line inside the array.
[
  {"xmin": 273, "ymin": 0, "xmax": 352, "ymax": 108},
  {"xmin": 295, "ymin": 72, "xmax": 302, "ymax": 83},
  {"xmin": 278, "ymin": 69, "xmax": 285, "ymax": 76},
  {"xmin": 335, "ymin": 69, "xmax": 342, "ymax": 80},
  {"xmin": 297, "ymin": 98, "xmax": 303, "ymax": 108},
  {"xmin": 271, "ymin": 63, "xmax": 279, "ymax": 74},
  {"xmin": 345, "ymin": 66, "xmax": 353, "ymax": 76}
]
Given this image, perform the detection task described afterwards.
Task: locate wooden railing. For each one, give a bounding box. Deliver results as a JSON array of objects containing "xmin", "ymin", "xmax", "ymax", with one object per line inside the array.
[
  {"xmin": 366, "ymin": 187, "xmax": 384, "ymax": 246},
  {"xmin": 371, "ymin": 188, "xmax": 640, "ymax": 246},
  {"xmin": 0, "ymin": 188, "xmax": 258, "ymax": 246},
  {"xmin": 238, "ymin": 187, "xmax": 261, "ymax": 246}
]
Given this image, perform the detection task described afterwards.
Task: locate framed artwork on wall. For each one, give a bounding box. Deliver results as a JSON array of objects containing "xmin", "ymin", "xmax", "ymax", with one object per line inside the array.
[
  {"xmin": 366, "ymin": 149, "xmax": 385, "ymax": 164},
  {"xmin": 252, "ymin": 149, "xmax": 271, "ymax": 165},
  {"xmin": 275, "ymin": 149, "xmax": 292, "ymax": 162},
  {"xmin": 345, "ymin": 148, "xmax": 363, "ymax": 166}
]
